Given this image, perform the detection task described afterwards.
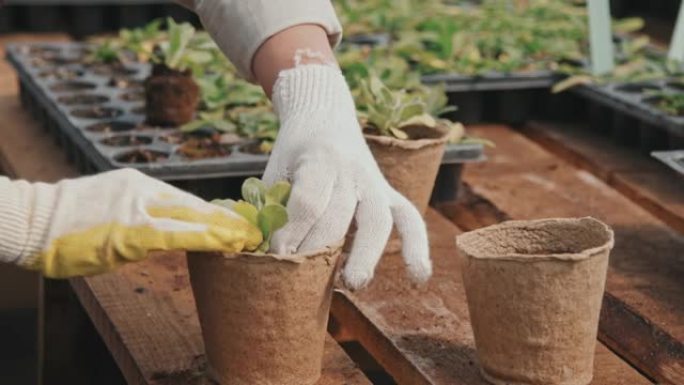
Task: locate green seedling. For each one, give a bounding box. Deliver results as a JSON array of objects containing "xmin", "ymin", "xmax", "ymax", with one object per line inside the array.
[
  {"xmin": 647, "ymin": 91, "xmax": 684, "ymax": 116},
  {"xmin": 213, "ymin": 178, "xmax": 291, "ymax": 252},
  {"xmin": 180, "ymin": 110, "xmax": 237, "ymax": 134},
  {"xmin": 151, "ymin": 18, "xmax": 214, "ymax": 75},
  {"xmin": 197, "ymin": 73, "xmax": 268, "ymax": 110}
]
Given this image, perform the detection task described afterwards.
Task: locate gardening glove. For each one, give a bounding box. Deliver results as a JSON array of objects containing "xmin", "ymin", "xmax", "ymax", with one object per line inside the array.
[
  {"xmin": 0, "ymin": 169, "xmax": 261, "ymax": 278},
  {"xmin": 264, "ymin": 64, "xmax": 431, "ymax": 290}
]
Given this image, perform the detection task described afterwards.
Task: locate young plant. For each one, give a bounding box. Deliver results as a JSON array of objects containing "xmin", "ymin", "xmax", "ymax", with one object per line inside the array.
[
  {"xmin": 180, "ymin": 109, "xmax": 237, "ymax": 134},
  {"xmin": 648, "ymin": 91, "xmax": 684, "ymax": 116},
  {"xmin": 151, "ymin": 18, "xmax": 214, "ymax": 75},
  {"xmin": 197, "ymin": 73, "xmax": 268, "ymax": 110},
  {"xmin": 213, "ymin": 178, "xmax": 291, "ymax": 252}
]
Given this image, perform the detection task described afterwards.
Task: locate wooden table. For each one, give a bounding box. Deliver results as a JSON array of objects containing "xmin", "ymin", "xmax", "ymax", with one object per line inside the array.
[{"xmin": 2, "ymin": 34, "xmax": 681, "ymax": 385}]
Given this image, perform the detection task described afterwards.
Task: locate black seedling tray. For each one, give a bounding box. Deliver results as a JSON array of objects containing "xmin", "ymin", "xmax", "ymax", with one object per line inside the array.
[
  {"xmin": 569, "ymin": 80, "xmax": 684, "ymax": 153},
  {"xmin": 7, "ymin": 41, "xmax": 484, "ymax": 202}
]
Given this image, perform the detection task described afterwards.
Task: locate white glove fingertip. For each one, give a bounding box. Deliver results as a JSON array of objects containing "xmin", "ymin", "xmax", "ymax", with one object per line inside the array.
[
  {"xmin": 342, "ymin": 266, "xmax": 374, "ymax": 291},
  {"xmin": 406, "ymin": 255, "xmax": 432, "ymax": 283}
]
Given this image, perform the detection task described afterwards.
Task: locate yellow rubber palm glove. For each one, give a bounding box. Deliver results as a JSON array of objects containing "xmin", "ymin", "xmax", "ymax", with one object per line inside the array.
[{"xmin": 0, "ymin": 169, "xmax": 262, "ymax": 278}]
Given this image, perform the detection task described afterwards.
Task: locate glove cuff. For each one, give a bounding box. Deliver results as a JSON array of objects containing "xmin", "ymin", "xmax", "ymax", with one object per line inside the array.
[
  {"xmin": 272, "ymin": 64, "xmax": 355, "ymax": 120},
  {"xmin": 0, "ymin": 178, "xmax": 54, "ymax": 266}
]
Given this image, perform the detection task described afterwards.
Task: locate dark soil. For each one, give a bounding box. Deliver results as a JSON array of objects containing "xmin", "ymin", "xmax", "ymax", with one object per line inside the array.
[
  {"xmin": 144, "ymin": 64, "xmax": 199, "ymax": 127},
  {"xmin": 71, "ymin": 106, "xmax": 124, "ymax": 119},
  {"xmin": 100, "ymin": 135, "xmax": 153, "ymax": 147},
  {"xmin": 30, "ymin": 56, "xmax": 81, "ymax": 67},
  {"xmin": 85, "ymin": 120, "xmax": 138, "ymax": 133},
  {"xmin": 131, "ymin": 105, "xmax": 146, "ymax": 115},
  {"xmin": 109, "ymin": 76, "xmax": 144, "ymax": 89},
  {"xmin": 666, "ymin": 81, "xmax": 684, "ymax": 91},
  {"xmin": 162, "ymin": 132, "xmax": 232, "ymax": 159},
  {"xmin": 239, "ymin": 141, "xmax": 271, "ymax": 155},
  {"xmin": 37, "ymin": 68, "xmax": 84, "ymax": 81},
  {"xmin": 615, "ymin": 82, "xmax": 661, "ymax": 94},
  {"xmin": 115, "ymin": 149, "xmax": 169, "ymax": 164},
  {"xmin": 363, "ymin": 124, "xmax": 445, "ymax": 140},
  {"xmin": 120, "ymin": 90, "xmax": 145, "ymax": 102},
  {"xmin": 89, "ymin": 64, "xmax": 138, "ymax": 77},
  {"xmin": 49, "ymin": 81, "xmax": 97, "ymax": 92},
  {"xmin": 57, "ymin": 94, "xmax": 109, "ymax": 106}
]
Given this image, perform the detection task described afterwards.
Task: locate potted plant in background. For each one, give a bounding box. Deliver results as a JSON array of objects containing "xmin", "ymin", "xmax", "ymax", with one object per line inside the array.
[
  {"xmin": 188, "ymin": 178, "xmax": 343, "ymax": 385},
  {"xmin": 145, "ymin": 19, "xmax": 214, "ymax": 126}
]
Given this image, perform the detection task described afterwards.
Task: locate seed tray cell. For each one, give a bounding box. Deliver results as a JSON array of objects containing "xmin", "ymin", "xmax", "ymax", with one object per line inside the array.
[
  {"xmin": 570, "ymin": 80, "xmax": 684, "ymax": 151},
  {"xmin": 7, "ymin": 41, "xmax": 483, "ymax": 201}
]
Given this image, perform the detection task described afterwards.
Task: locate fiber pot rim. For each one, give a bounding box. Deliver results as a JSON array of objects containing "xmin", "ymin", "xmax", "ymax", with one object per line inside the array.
[
  {"xmin": 363, "ymin": 123, "xmax": 449, "ymax": 150},
  {"xmin": 456, "ymin": 217, "xmax": 614, "ymax": 262},
  {"xmin": 191, "ymin": 239, "xmax": 344, "ymax": 265}
]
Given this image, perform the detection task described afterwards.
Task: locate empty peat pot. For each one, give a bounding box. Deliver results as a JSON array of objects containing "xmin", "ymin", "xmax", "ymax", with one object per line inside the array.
[
  {"xmin": 144, "ymin": 64, "xmax": 199, "ymax": 126},
  {"xmin": 187, "ymin": 244, "xmax": 342, "ymax": 385},
  {"xmin": 363, "ymin": 123, "xmax": 448, "ymax": 252},
  {"xmin": 456, "ymin": 217, "xmax": 614, "ymax": 385}
]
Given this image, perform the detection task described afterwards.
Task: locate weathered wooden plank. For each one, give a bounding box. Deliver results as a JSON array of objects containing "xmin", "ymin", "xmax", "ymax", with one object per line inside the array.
[
  {"xmin": 332, "ymin": 210, "xmax": 652, "ymax": 385},
  {"xmin": 460, "ymin": 124, "xmax": 684, "ymax": 385},
  {"xmin": 521, "ymin": 121, "xmax": 684, "ymax": 234}
]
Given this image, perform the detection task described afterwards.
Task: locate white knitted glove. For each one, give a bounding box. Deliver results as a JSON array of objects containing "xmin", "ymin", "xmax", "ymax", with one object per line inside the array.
[
  {"xmin": 265, "ymin": 65, "xmax": 431, "ymax": 289},
  {"xmin": 0, "ymin": 169, "xmax": 261, "ymax": 278}
]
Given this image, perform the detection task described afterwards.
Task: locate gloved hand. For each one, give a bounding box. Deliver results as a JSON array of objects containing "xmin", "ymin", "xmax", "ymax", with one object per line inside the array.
[
  {"xmin": 0, "ymin": 169, "xmax": 261, "ymax": 278},
  {"xmin": 264, "ymin": 64, "xmax": 431, "ymax": 289}
]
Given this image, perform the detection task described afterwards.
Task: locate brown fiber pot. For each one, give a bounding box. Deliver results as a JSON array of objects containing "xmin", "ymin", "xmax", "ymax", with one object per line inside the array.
[
  {"xmin": 456, "ymin": 217, "xmax": 614, "ymax": 385},
  {"xmin": 144, "ymin": 64, "xmax": 199, "ymax": 126},
  {"xmin": 187, "ymin": 244, "xmax": 342, "ymax": 385},
  {"xmin": 364, "ymin": 124, "xmax": 448, "ymax": 252}
]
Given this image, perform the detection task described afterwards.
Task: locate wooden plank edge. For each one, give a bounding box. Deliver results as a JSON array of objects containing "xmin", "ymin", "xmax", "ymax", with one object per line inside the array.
[
  {"xmin": 331, "ymin": 290, "xmax": 440, "ymax": 385},
  {"xmin": 69, "ymin": 277, "xmax": 148, "ymax": 385},
  {"xmin": 599, "ymin": 293, "xmax": 684, "ymax": 385},
  {"xmin": 520, "ymin": 122, "xmax": 684, "ymax": 235}
]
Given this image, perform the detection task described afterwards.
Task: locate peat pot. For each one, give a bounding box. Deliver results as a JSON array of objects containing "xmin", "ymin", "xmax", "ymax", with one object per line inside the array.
[
  {"xmin": 364, "ymin": 124, "xmax": 448, "ymax": 252},
  {"xmin": 188, "ymin": 244, "xmax": 342, "ymax": 385},
  {"xmin": 456, "ymin": 217, "xmax": 614, "ymax": 385}
]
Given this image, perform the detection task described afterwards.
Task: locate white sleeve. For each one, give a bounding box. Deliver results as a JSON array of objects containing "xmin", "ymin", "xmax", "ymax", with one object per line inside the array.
[
  {"xmin": 0, "ymin": 178, "xmax": 53, "ymax": 266},
  {"xmin": 192, "ymin": 0, "xmax": 342, "ymax": 81}
]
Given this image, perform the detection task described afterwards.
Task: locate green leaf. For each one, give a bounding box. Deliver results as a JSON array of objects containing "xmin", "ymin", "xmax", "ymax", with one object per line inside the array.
[
  {"xmin": 551, "ymin": 75, "xmax": 594, "ymax": 93},
  {"xmin": 241, "ymin": 177, "xmax": 266, "ymax": 209},
  {"xmin": 265, "ymin": 181, "xmax": 292, "ymax": 206},
  {"xmin": 212, "ymin": 120, "xmax": 237, "ymax": 133},
  {"xmin": 398, "ymin": 101, "xmax": 426, "ymax": 122},
  {"xmin": 399, "ymin": 113, "xmax": 437, "ymax": 128},
  {"xmin": 389, "ymin": 126, "xmax": 409, "ymax": 139},
  {"xmin": 179, "ymin": 119, "xmax": 206, "ymax": 133},
  {"xmin": 232, "ymin": 200, "xmax": 259, "ymax": 227},
  {"xmin": 257, "ymin": 204, "xmax": 289, "ymax": 241}
]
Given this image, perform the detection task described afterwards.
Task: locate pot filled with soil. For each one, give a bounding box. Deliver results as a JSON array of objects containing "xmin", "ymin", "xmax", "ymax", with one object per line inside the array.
[
  {"xmin": 144, "ymin": 63, "xmax": 199, "ymax": 126},
  {"xmin": 456, "ymin": 217, "xmax": 614, "ymax": 385},
  {"xmin": 188, "ymin": 179, "xmax": 342, "ymax": 385}
]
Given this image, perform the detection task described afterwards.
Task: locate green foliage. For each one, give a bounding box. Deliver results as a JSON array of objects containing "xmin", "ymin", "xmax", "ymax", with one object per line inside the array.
[
  {"xmin": 213, "ymin": 178, "xmax": 291, "ymax": 252},
  {"xmin": 196, "ymin": 73, "xmax": 268, "ymax": 110},
  {"xmin": 179, "ymin": 110, "xmax": 237, "ymax": 134},
  {"xmin": 647, "ymin": 91, "xmax": 684, "ymax": 116},
  {"xmin": 152, "ymin": 18, "xmax": 214, "ymax": 74}
]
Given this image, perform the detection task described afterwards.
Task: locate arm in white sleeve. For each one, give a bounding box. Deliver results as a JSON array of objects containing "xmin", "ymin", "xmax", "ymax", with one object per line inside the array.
[
  {"xmin": 0, "ymin": 177, "xmax": 53, "ymax": 266},
  {"xmin": 190, "ymin": 0, "xmax": 342, "ymax": 81}
]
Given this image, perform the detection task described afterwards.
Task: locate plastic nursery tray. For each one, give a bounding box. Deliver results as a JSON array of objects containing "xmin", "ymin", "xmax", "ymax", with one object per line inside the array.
[
  {"xmin": 652, "ymin": 150, "xmax": 684, "ymax": 176},
  {"xmin": 6, "ymin": 41, "xmax": 484, "ymax": 202},
  {"xmin": 569, "ymin": 80, "xmax": 684, "ymax": 153}
]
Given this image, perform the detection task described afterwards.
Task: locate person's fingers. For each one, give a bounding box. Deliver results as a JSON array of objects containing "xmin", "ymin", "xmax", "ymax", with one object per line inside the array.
[
  {"xmin": 270, "ymin": 161, "xmax": 335, "ymax": 254},
  {"xmin": 342, "ymin": 187, "xmax": 393, "ymax": 290},
  {"xmin": 298, "ymin": 179, "xmax": 356, "ymax": 252},
  {"xmin": 261, "ymin": 149, "xmax": 286, "ymax": 186},
  {"xmin": 390, "ymin": 190, "xmax": 432, "ymax": 283}
]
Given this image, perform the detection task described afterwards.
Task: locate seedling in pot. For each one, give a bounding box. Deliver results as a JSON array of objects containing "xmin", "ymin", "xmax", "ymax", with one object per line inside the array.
[
  {"xmin": 212, "ymin": 178, "xmax": 291, "ymax": 253},
  {"xmin": 357, "ymin": 75, "xmax": 492, "ymax": 146}
]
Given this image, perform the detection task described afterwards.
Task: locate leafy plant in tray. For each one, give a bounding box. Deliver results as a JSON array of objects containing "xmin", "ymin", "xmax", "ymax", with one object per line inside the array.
[{"xmin": 145, "ymin": 19, "xmax": 215, "ymax": 126}]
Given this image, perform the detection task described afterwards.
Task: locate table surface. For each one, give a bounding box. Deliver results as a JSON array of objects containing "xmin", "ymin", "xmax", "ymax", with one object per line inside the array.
[{"xmin": 2, "ymin": 34, "xmax": 683, "ymax": 385}]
